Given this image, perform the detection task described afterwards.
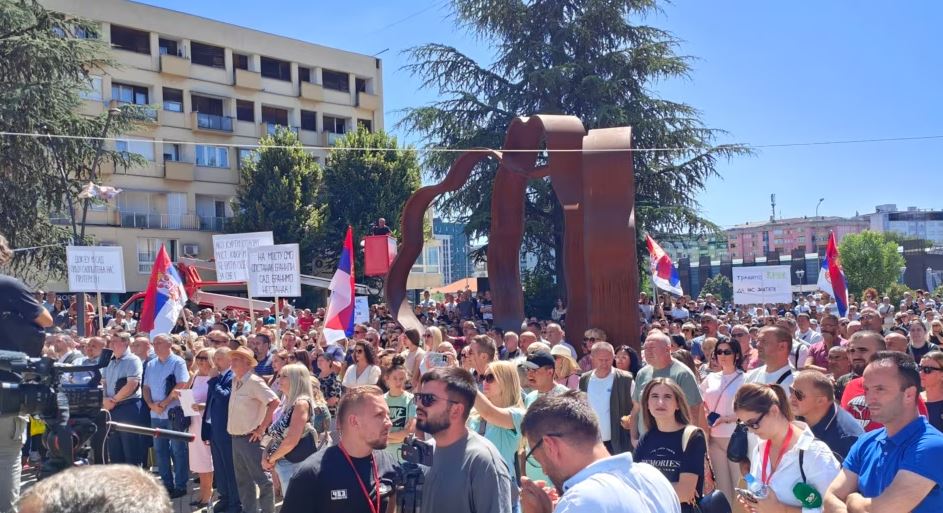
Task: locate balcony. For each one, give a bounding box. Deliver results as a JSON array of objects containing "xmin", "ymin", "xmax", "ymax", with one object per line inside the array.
[
  {"xmin": 300, "ymin": 81, "xmax": 324, "ymax": 102},
  {"xmin": 52, "ymin": 208, "xmax": 231, "ymax": 231},
  {"xmin": 260, "ymin": 123, "xmax": 299, "ymax": 137},
  {"xmin": 159, "ymin": 54, "xmax": 190, "ymax": 77},
  {"xmin": 356, "ymin": 91, "xmax": 380, "ymax": 111},
  {"xmin": 163, "ymin": 160, "xmax": 194, "ymax": 181},
  {"xmin": 234, "ymin": 68, "xmax": 262, "ymax": 90},
  {"xmin": 325, "ymin": 131, "xmax": 345, "ymax": 145},
  {"xmin": 192, "ymin": 112, "xmax": 234, "ymax": 133},
  {"xmin": 199, "ymin": 216, "xmax": 231, "ymax": 232}
]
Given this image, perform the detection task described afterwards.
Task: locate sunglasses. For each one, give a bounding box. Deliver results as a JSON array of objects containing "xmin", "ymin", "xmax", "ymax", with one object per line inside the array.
[
  {"xmin": 414, "ymin": 393, "xmax": 457, "ymax": 408},
  {"xmin": 583, "ymin": 337, "xmax": 596, "ymax": 342},
  {"xmin": 740, "ymin": 410, "xmax": 767, "ymax": 430},
  {"xmin": 714, "ymin": 349, "xmax": 734, "ymax": 356},
  {"xmin": 355, "ymin": 349, "xmax": 364, "ymax": 354},
  {"xmin": 731, "ymin": 333, "xmax": 748, "ymax": 338},
  {"xmin": 423, "ymin": 333, "xmax": 432, "ymax": 338},
  {"xmin": 354, "ymin": 330, "xmax": 366, "ymax": 334},
  {"xmin": 789, "ymin": 387, "xmax": 806, "ymax": 401},
  {"xmin": 481, "ymin": 373, "xmax": 497, "ymax": 384},
  {"xmin": 195, "ymin": 355, "xmax": 209, "ymax": 361},
  {"xmin": 920, "ymin": 365, "xmax": 943, "ymax": 374}
]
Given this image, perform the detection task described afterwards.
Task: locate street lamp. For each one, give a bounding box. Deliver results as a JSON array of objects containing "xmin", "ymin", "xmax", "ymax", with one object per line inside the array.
[
  {"xmin": 815, "ymin": 198, "xmax": 825, "ymax": 218},
  {"xmin": 795, "ymin": 269, "xmax": 806, "ymax": 293}
]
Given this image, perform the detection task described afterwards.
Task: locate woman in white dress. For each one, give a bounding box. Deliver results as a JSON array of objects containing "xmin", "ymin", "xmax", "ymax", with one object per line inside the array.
[
  {"xmin": 187, "ymin": 347, "xmax": 217, "ymax": 508},
  {"xmin": 341, "ymin": 340, "xmax": 381, "ymax": 388}
]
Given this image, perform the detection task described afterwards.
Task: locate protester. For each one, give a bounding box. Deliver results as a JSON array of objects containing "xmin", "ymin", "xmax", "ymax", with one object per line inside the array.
[
  {"xmin": 101, "ymin": 331, "xmax": 146, "ymax": 468},
  {"xmin": 316, "ymin": 346, "xmax": 344, "ymax": 416},
  {"xmin": 918, "ymin": 350, "xmax": 943, "ymax": 432},
  {"xmin": 551, "ymin": 344, "xmax": 581, "ymax": 389},
  {"xmin": 908, "ymin": 319, "xmax": 939, "ymax": 361},
  {"xmin": 181, "ymin": 347, "xmax": 217, "ymax": 508},
  {"xmin": 635, "ymin": 378, "xmax": 706, "ymax": 512},
  {"xmin": 142, "ymin": 334, "xmax": 191, "ymax": 498},
  {"xmin": 824, "ymin": 352, "xmax": 943, "ymax": 513},
  {"xmin": 839, "ymin": 331, "xmax": 887, "ymax": 431},
  {"xmin": 343, "ymin": 340, "xmax": 382, "ymax": 388},
  {"xmin": 697, "ymin": 337, "xmax": 745, "ymax": 504},
  {"xmin": 417, "ymin": 367, "xmax": 515, "ymax": 513},
  {"xmin": 17, "ymin": 464, "xmax": 172, "ymax": 513},
  {"xmin": 519, "ymin": 391, "xmax": 680, "ymax": 513},
  {"xmin": 734, "ymin": 383, "xmax": 840, "ymax": 513},
  {"xmin": 789, "ymin": 370, "xmax": 862, "ymax": 460},
  {"xmin": 382, "ymin": 356, "xmax": 416, "ymax": 461},
  {"xmin": 202, "ymin": 347, "xmax": 240, "ymax": 513},
  {"xmin": 469, "ymin": 334, "xmax": 499, "ymax": 387},
  {"xmin": 469, "ymin": 360, "xmax": 528, "ymax": 484},
  {"xmin": 745, "ymin": 326, "xmax": 795, "ymax": 389},
  {"xmin": 615, "ymin": 345, "xmax": 642, "ymax": 376},
  {"xmin": 228, "ymin": 346, "xmax": 280, "ymax": 513},
  {"xmin": 578, "ymin": 341, "xmax": 634, "ymax": 455},
  {"xmin": 263, "ymin": 363, "xmax": 324, "ymax": 496},
  {"xmin": 401, "ymin": 328, "xmax": 425, "ymax": 389}
]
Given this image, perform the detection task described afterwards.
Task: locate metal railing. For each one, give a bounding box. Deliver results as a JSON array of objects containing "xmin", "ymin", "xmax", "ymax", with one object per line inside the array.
[
  {"xmin": 262, "ymin": 122, "xmax": 299, "ymax": 136},
  {"xmin": 51, "ymin": 209, "xmax": 231, "ymax": 232},
  {"xmin": 195, "ymin": 112, "xmax": 234, "ymax": 132}
]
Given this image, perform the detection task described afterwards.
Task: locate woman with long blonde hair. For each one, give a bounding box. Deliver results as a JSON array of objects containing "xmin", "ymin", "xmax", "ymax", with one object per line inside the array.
[
  {"xmin": 262, "ymin": 363, "xmax": 318, "ymax": 495},
  {"xmin": 467, "ymin": 361, "xmax": 526, "ymax": 477}
]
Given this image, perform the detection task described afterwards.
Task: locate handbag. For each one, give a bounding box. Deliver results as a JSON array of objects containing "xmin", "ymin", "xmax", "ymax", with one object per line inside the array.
[
  {"xmin": 284, "ymin": 428, "xmax": 318, "ymax": 463},
  {"xmin": 726, "ymin": 422, "xmax": 749, "ymax": 463},
  {"xmin": 167, "ymin": 406, "xmax": 191, "ymax": 432},
  {"xmin": 682, "ymin": 426, "xmax": 732, "ymax": 513}
]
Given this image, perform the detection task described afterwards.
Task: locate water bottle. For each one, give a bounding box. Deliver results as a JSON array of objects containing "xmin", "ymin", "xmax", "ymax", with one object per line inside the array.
[{"xmin": 743, "ymin": 473, "xmax": 769, "ymax": 500}]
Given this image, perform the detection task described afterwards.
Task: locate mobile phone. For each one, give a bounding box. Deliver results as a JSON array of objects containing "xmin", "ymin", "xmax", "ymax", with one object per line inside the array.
[
  {"xmin": 735, "ymin": 488, "xmax": 759, "ymax": 504},
  {"xmin": 427, "ymin": 352, "xmax": 448, "ymax": 369}
]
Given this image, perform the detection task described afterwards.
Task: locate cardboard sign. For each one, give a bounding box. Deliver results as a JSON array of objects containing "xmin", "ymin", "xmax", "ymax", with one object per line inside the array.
[
  {"xmin": 732, "ymin": 265, "xmax": 793, "ymax": 305},
  {"xmin": 354, "ymin": 296, "xmax": 369, "ymax": 324},
  {"xmin": 66, "ymin": 246, "xmax": 126, "ymax": 293},
  {"xmin": 212, "ymin": 231, "xmax": 274, "ymax": 282},
  {"xmin": 246, "ymin": 243, "xmax": 301, "ymax": 297}
]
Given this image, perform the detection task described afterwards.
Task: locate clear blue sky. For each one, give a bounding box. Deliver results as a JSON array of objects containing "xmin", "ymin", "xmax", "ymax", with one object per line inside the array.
[{"xmin": 142, "ymin": 0, "xmax": 943, "ymax": 229}]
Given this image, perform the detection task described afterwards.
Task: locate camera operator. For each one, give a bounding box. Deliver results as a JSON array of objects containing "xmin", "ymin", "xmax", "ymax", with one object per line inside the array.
[
  {"xmin": 0, "ymin": 234, "xmax": 53, "ymax": 512},
  {"xmin": 417, "ymin": 367, "xmax": 514, "ymax": 513},
  {"xmin": 281, "ymin": 385, "xmax": 399, "ymax": 513},
  {"xmin": 101, "ymin": 332, "xmax": 146, "ymax": 467}
]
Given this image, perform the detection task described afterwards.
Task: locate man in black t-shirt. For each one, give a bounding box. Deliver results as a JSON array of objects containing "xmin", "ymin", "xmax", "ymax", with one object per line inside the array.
[{"xmin": 281, "ymin": 385, "xmax": 400, "ymax": 513}]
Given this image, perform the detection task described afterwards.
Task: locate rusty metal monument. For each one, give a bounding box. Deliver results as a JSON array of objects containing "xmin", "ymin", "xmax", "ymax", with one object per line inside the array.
[{"xmin": 385, "ymin": 114, "xmax": 640, "ymax": 349}]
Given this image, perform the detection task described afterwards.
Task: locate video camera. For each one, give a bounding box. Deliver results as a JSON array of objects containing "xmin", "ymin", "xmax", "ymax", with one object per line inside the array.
[{"xmin": 391, "ymin": 435, "xmax": 433, "ymax": 513}]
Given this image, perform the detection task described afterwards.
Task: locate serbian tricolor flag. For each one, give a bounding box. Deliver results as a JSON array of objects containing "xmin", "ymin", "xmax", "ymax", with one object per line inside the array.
[
  {"xmin": 323, "ymin": 226, "xmax": 356, "ymax": 344},
  {"xmin": 817, "ymin": 232, "xmax": 849, "ymax": 316},
  {"xmin": 646, "ymin": 234, "xmax": 683, "ymax": 296},
  {"xmin": 139, "ymin": 245, "xmax": 188, "ymax": 340}
]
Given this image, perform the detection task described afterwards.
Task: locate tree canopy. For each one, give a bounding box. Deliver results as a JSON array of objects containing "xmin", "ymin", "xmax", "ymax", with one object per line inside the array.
[{"xmin": 838, "ymin": 231, "xmax": 905, "ymax": 296}]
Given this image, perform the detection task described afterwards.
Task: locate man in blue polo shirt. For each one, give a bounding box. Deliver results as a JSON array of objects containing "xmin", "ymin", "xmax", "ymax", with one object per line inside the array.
[
  {"xmin": 824, "ymin": 351, "xmax": 943, "ymax": 513},
  {"xmin": 142, "ymin": 334, "xmax": 190, "ymax": 498}
]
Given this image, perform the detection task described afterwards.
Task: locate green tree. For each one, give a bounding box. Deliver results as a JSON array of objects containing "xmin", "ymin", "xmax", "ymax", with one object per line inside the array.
[
  {"xmin": 699, "ymin": 274, "xmax": 733, "ymax": 303},
  {"xmin": 838, "ymin": 231, "xmax": 905, "ymax": 296},
  {"xmin": 1, "ymin": 0, "xmax": 145, "ymax": 283},
  {"xmin": 230, "ymin": 127, "xmax": 325, "ymax": 261},
  {"xmin": 320, "ymin": 127, "xmax": 422, "ymax": 280},
  {"xmin": 884, "ymin": 283, "xmax": 913, "ymax": 307},
  {"xmin": 401, "ymin": 0, "xmax": 749, "ymax": 296}
]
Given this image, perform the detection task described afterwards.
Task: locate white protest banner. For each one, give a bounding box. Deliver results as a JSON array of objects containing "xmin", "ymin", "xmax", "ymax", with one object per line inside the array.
[
  {"xmin": 354, "ymin": 296, "xmax": 369, "ymax": 324},
  {"xmin": 212, "ymin": 231, "xmax": 274, "ymax": 282},
  {"xmin": 732, "ymin": 265, "xmax": 793, "ymax": 305},
  {"xmin": 246, "ymin": 243, "xmax": 301, "ymax": 297},
  {"xmin": 66, "ymin": 246, "xmax": 126, "ymax": 293}
]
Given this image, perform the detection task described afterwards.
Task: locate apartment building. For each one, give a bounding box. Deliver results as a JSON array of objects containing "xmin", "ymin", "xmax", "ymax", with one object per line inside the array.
[
  {"xmin": 41, "ymin": 0, "xmax": 383, "ymax": 292},
  {"xmin": 725, "ymin": 216, "xmax": 868, "ymax": 260},
  {"xmin": 868, "ymin": 204, "xmax": 943, "ymax": 245}
]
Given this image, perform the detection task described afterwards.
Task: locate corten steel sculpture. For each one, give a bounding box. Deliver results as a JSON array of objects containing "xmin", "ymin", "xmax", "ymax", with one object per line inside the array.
[{"xmin": 386, "ymin": 115, "xmax": 640, "ymax": 350}]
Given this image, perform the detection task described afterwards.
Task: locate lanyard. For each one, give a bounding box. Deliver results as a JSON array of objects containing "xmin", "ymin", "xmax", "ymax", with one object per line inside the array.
[
  {"xmin": 761, "ymin": 426, "xmax": 794, "ymax": 486},
  {"xmin": 339, "ymin": 443, "xmax": 380, "ymax": 513}
]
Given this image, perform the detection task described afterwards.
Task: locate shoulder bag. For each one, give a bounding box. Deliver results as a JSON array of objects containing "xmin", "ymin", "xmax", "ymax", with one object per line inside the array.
[{"xmin": 682, "ymin": 426, "xmax": 732, "ymax": 513}]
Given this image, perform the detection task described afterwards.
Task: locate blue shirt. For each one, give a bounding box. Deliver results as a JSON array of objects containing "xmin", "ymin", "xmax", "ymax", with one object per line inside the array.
[
  {"xmin": 558, "ymin": 452, "xmax": 680, "ymax": 513},
  {"xmin": 844, "ymin": 416, "xmax": 943, "ymax": 513},
  {"xmin": 102, "ymin": 349, "xmax": 143, "ymax": 400},
  {"xmin": 254, "ymin": 352, "xmax": 274, "ymax": 376},
  {"xmin": 143, "ymin": 354, "xmax": 189, "ymax": 419}
]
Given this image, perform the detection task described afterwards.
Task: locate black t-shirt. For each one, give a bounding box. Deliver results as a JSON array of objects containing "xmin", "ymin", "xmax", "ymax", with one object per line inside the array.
[
  {"xmin": 635, "ymin": 426, "xmax": 706, "ymax": 497},
  {"xmin": 0, "ymin": 273, "xmax": 45, "ymax": 354},
  {"xmin": 281, "ymin": 445, "xmax": 400, "ymax": 513},
  {"xmin": 926, "ymin": 400, "xmax": 943, "ymax": 433},
  {"xmin": 910, "ymin": 342, "xmax": 939, "ymax": 362}
]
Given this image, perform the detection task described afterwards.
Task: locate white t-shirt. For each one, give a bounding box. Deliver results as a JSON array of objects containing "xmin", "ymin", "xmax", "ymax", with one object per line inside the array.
[
  {"xmin": 797, "ymin": 329, "xmax": 823, "ymax": 346},
  {"xmin": 745, "ymin": 364, "xmax": 795, "ymax": 389},
  {"xmin": 342, "ymin": 364, "xmax": 381, "ymax": 387},
  {"xmin": 670, "ymin": 307, "xmax": 690, "ymax": 320},
  {"xmin": 698, "ymin": 370, "xmax": 745, "ymax": 438},
  {"xmin": 790, "ymin": 341, "xmax": 810, "ymax": 370},
  {"xmin": 587, "ymin": 371, "xmax": 616, "ymax": 442}
]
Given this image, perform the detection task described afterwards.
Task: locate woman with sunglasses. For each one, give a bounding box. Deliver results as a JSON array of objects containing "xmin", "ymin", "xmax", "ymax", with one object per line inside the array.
[
  {"xmin": 577, "ymin": 329, "xmax": 606, "ymax": 372},
  {"xmin": 262, "ymin": 363, "xmax": 323, "ymax": 496},
  {"xmin": 733, "ymin": 383, "xmax": 840, "ymax": 513},
  {"xmin": 930, "ymin": 320, "xmax": 943, "ymax": 346},
  {"xmin": 467, "ymin": 361, "xmax": 527, "ymax": 504},
  {"xmin": 634, "ymin": 378, "xmax": 706, "ymax": 512},
  {"xmin": 268, "ymin": 350, "xmax": 292, "ymax": 394},
  {"xmin": 698, "ymin": 339, "xmax": 745, "ymax": 508},
  {"xmin": 342, "ymin": 340, "xmax": 381, "ymax": 388},
  {"xmin": 184, "ymin": 347, "xmax": 217, "ymax": 508},
  {"xmin": 919, "ymin": 350, "xmax": 943, "ymax": 432}
]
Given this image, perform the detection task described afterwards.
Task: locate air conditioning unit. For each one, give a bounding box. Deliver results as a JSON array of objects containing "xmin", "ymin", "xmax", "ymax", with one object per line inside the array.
[{"xmin": 182, "ymin": 243, "xmax": 200, "ymax": 257}]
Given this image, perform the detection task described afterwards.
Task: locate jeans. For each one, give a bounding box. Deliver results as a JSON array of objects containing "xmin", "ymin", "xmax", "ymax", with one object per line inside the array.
[
  {"xmin": 107, "ymin": 400, "xmax": 146, "ymax": 467},
  {"xmin": 0, "ymin": 414, "xmax": 25, "ymax": 513},
  {"xmin": 231, "ymin": 435, "xmax": 274, "ymax": 513},
  {"xmin": 210, "ymin": 433, "xmax": 240, "ymax": 512},
  {"xmin": 274, "ymin": 458, "xmax": 302, "ymax": 496},
  {"xmin": 151, "ymin": 417, "xmax": 190, "ymax": 490}
]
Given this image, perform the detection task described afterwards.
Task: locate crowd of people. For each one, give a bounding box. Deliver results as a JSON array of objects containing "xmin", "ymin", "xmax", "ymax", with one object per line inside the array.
[{"xmin": 10, "ymin": 283, "xmax": 943, "ymax": 513}]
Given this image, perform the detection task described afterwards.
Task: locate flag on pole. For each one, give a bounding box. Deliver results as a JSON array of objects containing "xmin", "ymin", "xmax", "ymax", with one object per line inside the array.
[
  {"xmin": 645, "ymin": 234, "xmax": 684, "ymax": 296},
  {"xmin": 138, "ymin": 245, "xmax": 188, "ymax": 339},
  {"xmin": 323, "ymin": 226, "xmax": 356, "ymax": 344},
  {"xmin": 817, "ymin": 232, "xmax": 849, "ymax": 316}
]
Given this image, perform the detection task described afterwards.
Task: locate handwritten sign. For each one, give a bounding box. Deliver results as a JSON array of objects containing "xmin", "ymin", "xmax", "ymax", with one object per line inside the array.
[
  {"xmin": 66, "ymin": 246, "xmax": 126, "ymax": 293},
  {"xmin": 354, "ymin": 296, "xmax": 369, "ymax": 324},
  {"xmin": 212, "ymin": 232, "xmax": 274, "ymax": 282},
  {"xmin": 246, "ymin": 243, "xmax": 301, "ymax": 297},
  {"xmin": 732, "ymin": 265, "xmax": 792, "ymax": 305}
]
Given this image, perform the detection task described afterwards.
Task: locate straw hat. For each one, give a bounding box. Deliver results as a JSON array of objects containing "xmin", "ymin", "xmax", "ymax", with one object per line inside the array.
[
  {"xmin": 550, "ymin": 344, "xmax": 578, "ymax": 369},
  {"xmin": 230, "ymin": 346, "xmax": 258, "ymax": 367}
]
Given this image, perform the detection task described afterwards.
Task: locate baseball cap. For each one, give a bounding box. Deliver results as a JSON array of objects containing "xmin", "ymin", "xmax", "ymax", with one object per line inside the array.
[{"xmin": 520, "ymin": 350, "xmax": 555, "ymax": 370}]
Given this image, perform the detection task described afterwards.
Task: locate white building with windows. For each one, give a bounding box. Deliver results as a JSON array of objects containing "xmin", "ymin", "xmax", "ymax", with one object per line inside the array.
[{"xmin": 868, "ymin": 204, "xmax": 943, "ymax": 245}]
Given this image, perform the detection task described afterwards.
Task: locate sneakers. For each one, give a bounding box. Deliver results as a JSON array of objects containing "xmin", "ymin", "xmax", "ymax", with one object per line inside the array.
[{"xmin": 169, "ymin": 488, "xmax": 187, "ymax": 499}]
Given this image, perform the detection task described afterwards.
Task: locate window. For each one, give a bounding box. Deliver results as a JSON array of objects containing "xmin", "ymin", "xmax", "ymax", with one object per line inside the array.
[
  {"xmin": 300, "ymin": 110, "xmax": 317, "ymax": 131},
  {"xmin": 138, "ymin": 239, "xmax": 176, "ymax": 274},
  {"xmin": 299, "ymin": 67, "xmax": 311, "ymax": 83},
  {"xmin": 234, "ymin": 53, "xmax": 249, "ymax": 70},
  {"xmin": 80, "ymin": 76, "xmax": 103, "ymax": 100},
  {"xmin": 110, "ymin": 25, "xmax": 150, "ymax": 54},
  {"xmin": 323, "ymin": 115, "xmax": 346, "ymax": 134},
  {"xmin": 191, "ymin": 41, "xmax": 225, "ymax": 68},
  {"xmin": 112, "ymin": 82, "xmax": 149, "ymax": 105},
  {"xmin": 116, "ymin": 138, "xmax": 155, "ymax": 161},
  {"xmin": 195, "ymin": 145, "xmax": 229, "ymax": 168},
  {"xmin": 158, "ymin": 38, "xmax": 179, "ymax": 57},
  {"xmin": 260, "ymin": 56, "xmax": 291, "ymax": 81},
  {"xmin": 191, "ymin": 94, "xmax": 224, "ymax": 116},
  {"xmin": 236, "ymin": 100, "xmax": 254, "ymax": 122},
  {"xmin": 261, "ymin": 106, "xmax": 289, "ymax": 126},
  {"xmin": 323, "ymin": 70, "xmax": 349, "ymax": 91},
  {"xmin": 162, "ymin": 143, "xmax": 180, "ymax": 162},
  {"xmin": 75, "ymin": 26, "xmax": 99, "ymax": 39},
  {"xmin": 358, "ymin": 119, "xmax": 373, "ymax": 132},
  {"xmin": 162, "ymin": 87, "xmax": 183, "ymax": 112},
  {"xmin": 238, "ymin": 148, "xmax": 257, "ymax": 169},
  {"xmin": 356, "ymin": 78, "xmax": 367, "ymax": 93}
]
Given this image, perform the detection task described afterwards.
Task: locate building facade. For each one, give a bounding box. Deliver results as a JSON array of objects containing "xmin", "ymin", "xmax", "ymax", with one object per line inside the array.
[
  {"xmin": 42, "ymin": 0, "xmax": 383, "ymax": 291},
  {"xmin": 725, "ymin": 216, "xmax": 869, "ymax": 260},
  {"xmin": 868, "ymin": 204, "xmax": 943, "ymax": 245},
  {"xmin": 432, "ymin": 218, "xmax": 470, "ymax": 283}
]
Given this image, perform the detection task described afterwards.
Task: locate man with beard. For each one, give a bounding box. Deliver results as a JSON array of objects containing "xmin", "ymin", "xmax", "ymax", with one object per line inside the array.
[
  {"xmin": 417, "ymin": 367, "xmax": 514, "ymax": 513},
  {"xmin": 281, "ymin": 385, "xmax": 398, "ymax": 513}
]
